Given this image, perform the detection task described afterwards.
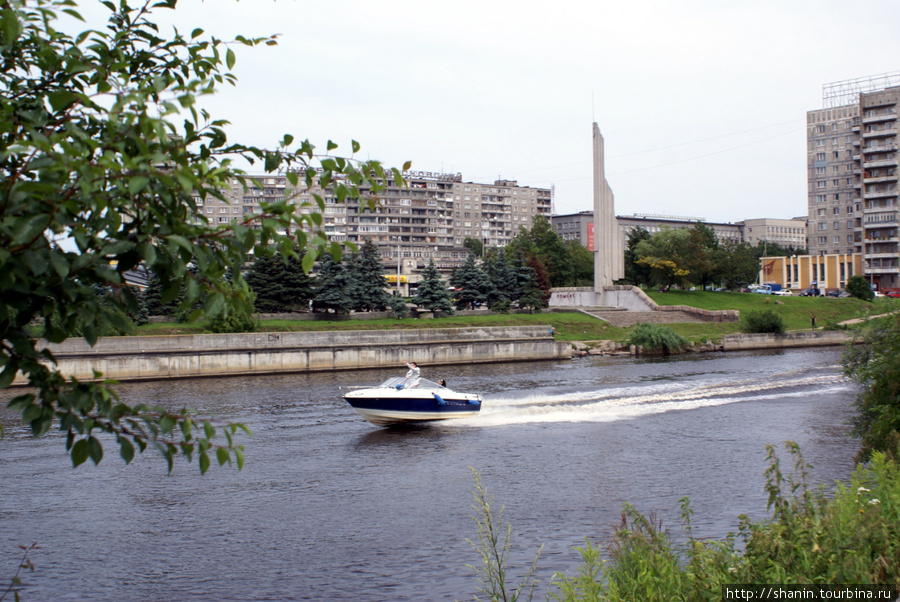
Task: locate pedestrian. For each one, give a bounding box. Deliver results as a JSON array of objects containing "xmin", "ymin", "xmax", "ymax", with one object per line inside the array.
[{"xmin": 811, "ymin": 313, "xmax": 816, "ymax": 330}]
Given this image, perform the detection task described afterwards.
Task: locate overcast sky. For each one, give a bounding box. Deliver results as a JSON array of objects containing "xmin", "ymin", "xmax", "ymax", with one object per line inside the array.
[{"xmin": 82, "ymin": 1, "xmax": 900, "ymax": 223}]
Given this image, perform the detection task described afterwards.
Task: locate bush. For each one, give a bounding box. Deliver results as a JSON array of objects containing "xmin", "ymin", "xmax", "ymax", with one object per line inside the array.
[
  {"xmin": 544, "ymin": 443, "xmax": 900, "ymax": 598},
  {"xmin": 489, "ymin": 299, "xmax": 512, "ymax": 314},
  {"xmin": 846, "ymin": 274, "xmax": 875, "ymax": 302},
  {"xmin": 741, "ymin": 309, "xmax": 784, "ymax": 334},
  {"xmin": 844, "ymin": 314, "xmax": 900, "ymax": 460},
  {"xmin": 387, "ymin": 296, "xmax": 410, "ymax": 319},
  {"xmin": 627, "ymin": 323, "xmax": 689, "ymax": 355}
]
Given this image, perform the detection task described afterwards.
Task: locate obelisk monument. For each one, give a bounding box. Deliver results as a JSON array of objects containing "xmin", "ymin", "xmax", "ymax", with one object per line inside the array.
[{"xmin": 593, "ymin": 123, "xmax": 624, "ymax": 296}]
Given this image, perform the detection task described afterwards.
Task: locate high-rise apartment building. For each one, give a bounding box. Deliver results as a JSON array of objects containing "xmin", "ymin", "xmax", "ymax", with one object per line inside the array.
[
  {"xmin": 197, "ymin": 170, "xmax": 551, "ymax": 270},
  {"xmin": 807, "ymin": 73, "xmax": 900, "ymax": 290}
]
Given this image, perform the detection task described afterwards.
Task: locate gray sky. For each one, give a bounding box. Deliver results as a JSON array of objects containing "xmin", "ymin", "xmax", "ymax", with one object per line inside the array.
[{"xmin": 87, "ymin": 1, "xmax": 900, "ymax": 223}]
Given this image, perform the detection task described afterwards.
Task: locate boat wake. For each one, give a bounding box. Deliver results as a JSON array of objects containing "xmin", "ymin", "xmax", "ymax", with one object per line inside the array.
[{"xmin": 449, "ymin": 373, "xmax": 852, "ymax": 427}]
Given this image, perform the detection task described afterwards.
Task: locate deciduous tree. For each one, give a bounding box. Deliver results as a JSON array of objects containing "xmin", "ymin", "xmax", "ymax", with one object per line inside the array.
[{"xmin": 0, "ymin": 1, "xmax": 402, "ymax": 471}]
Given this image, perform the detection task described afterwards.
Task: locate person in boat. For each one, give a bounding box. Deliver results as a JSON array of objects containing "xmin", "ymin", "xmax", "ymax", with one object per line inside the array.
[
  {"xmin": 403, "ymin": 361, "xmax": 420, "ymax": 387},
  {"xmin": 438, "ymin": 379, "xmax": 447, "ymax": 388}
]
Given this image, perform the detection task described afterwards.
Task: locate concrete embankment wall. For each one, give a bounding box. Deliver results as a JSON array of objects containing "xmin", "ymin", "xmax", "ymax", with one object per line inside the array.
[
  {"xmin": 18, "ymin": 326, "xmax": 571, "ymax": 384},
  {"xmin": 721, "ymin": 330, "xmax": 853, "ymax": 351}
]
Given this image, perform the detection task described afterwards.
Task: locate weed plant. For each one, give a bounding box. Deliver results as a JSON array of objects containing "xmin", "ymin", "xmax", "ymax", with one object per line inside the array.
[
  {"xmin": 627, "ymin": 323, "xmax": 690, "ymax": 355},
  {"xmin": 471, "ymin": 443, "xmax": 900, "ymax": 600}
]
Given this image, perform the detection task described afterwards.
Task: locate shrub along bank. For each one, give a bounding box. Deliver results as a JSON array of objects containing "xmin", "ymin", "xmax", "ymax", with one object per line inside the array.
[{"xmin": 134, "ymin": 291, "xmax": 895, "ymax": 346}]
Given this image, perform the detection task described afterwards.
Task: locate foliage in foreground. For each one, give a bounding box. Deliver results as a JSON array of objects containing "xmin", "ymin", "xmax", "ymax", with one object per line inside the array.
[
  {"xmin": 626, "ymin": 323, "xmax": 689, "ymax": 355},
  {"xmin": 844, "ymin": 313, "xmax": 900, "ymax": 461},
  {"xmin": 471, "ymin": 443, "xmax": 900, "ymax": 600},
  {"xmin": 0, "ymin": 1, "xmax": 401, "ymax": 471},
  {"xmin": 467, "ymin": 468, "xmax": 542, "ymax": 601}
]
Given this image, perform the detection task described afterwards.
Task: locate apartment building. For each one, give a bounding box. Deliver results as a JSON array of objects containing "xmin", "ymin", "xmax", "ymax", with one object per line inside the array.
[
  {"xmin": 197, "ymin": 170, "xmax": 552, "ymax": 271},
  {"xmin": 807, "ymin": 73, "xmax": 900, "ymax": 290},
  {"xmin": 738, "ymin": 218, "xmax": 808, "ymax": 249},
  {"xmin": 552, "ymin": 211, "xmax": 744, "ymax": 251}
]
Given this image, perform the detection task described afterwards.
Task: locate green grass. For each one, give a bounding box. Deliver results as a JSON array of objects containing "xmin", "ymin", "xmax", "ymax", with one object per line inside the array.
[
  {"xmin": 132, "ymin": 291, "xmax": 898, "ymax": 344},
  {"xmin": 135, "ymin": 312, "xmax": 631, "ymax": 342},
  {"xmin": 648, "ymin": 290, "xmax": 895, "ymax": 331}
]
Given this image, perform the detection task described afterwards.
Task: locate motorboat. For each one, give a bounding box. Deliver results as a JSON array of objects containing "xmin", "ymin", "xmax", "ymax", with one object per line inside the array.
[{"xmin": 342, "ymin": 377, "xmax": 482, "ymax": 427}]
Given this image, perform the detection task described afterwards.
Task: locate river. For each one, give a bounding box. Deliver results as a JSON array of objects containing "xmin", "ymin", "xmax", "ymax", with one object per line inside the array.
[{"xmin": 0, "ymin": 347, "xmax": 860, "ymax": 600}]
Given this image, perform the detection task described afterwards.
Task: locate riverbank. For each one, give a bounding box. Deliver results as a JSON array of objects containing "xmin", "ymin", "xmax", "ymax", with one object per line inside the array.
[{"xmin": 16, "ymin": 326, "xmax": 570, "ymax": 384}]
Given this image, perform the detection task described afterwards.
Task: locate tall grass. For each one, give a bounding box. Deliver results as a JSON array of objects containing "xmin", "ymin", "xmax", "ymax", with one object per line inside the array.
[
  {"xmin": 471, "ymin": 443, "xmax": 900, "ymax": 600},
  {"xmin": 627, "ymin": 323, "xmax": 690, "ymax": 355}
]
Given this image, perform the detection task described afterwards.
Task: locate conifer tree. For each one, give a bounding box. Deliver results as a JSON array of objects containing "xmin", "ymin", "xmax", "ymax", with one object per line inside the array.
[
  {"xmin": 450, "ymin": 254, "xmax": 497, "ymax": 311},
  {"xmin": 518, "ymin": 272, "xmax": 546, "ymax": 313},
  {"xmin": 312, "ymin": 255, "xmax": 357, "ymax": 314},
  {"xmin": 484, "ymin": 248, "xmax": 518, "ymax": 305},
  {"xmin": 350, "ymin": 239, "xmax": 391, "ymax": 311},
  {"xmin": 245, "ymin": 252, "xmax": 315, "ymax": 313},
  {"xmin": 414, "ymin": 259, "xmax": 454, "ymax": 314}
]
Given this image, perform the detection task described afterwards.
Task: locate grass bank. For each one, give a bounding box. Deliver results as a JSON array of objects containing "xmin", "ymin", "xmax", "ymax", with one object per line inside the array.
[{"xmin": 134, "ymin": 291, "xmax": 898, "ymax": 344}]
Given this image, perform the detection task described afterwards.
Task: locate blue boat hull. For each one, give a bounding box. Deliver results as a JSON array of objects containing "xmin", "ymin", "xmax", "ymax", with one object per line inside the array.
[{"xmin": 343, "ymin": 395, "xmax": 481, "ymax": 427}]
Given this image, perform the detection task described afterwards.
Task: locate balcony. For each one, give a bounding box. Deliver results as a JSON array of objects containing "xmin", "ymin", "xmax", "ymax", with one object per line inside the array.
[
  {"xmin": 867, "ymin": 266, "xmax": 900, "ymax": 275},
  {"xmin": 864, "ymin": 190, "xmax": 899, "ymax": 200},
  {"xmin": 863, "ymin": 175, "xmax": 897, "ymax": 184},
  {"xmin": 862, "ymin": 113, "xmax": 898, "ymax": 124},
  {"xmin": 862, "ymin": 128, "xmax": 897, "ymax": 139},
  {"xmin": 864, "ymin": 251, "xmax": 900, "ymax": 260},
  {"xmin": 863, "ymin": 158, "xmax": 899, "ymax": 169}
]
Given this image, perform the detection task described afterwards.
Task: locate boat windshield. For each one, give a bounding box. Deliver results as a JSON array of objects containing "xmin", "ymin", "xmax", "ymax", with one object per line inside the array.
[{"xmin": 377, "ymin": 376, "xmax": 443, "ymax": 390}]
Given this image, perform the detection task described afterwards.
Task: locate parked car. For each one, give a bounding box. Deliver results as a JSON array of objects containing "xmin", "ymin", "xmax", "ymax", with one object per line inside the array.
[
  {"xmin": 773, "ymin": 289, "xmax": 793, "ymax": 296},
  {"xmin": 886, "ymin": 291, "xmax": 900, "ymax": 298},
  {"xmin": 826, "ymin": 290, "xmax": 851, "ymax": 298}
]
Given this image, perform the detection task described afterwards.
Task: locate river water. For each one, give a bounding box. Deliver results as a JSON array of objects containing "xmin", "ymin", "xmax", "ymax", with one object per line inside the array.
[{"xmin": 1, "ymin": 347, "xmax": 860, "ymax": 600}]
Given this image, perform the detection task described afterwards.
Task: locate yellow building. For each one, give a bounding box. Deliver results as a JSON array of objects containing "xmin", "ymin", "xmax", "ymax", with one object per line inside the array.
[{"xmin": 759, "ymin": 253, "xmax": 863, "ymax": 292}]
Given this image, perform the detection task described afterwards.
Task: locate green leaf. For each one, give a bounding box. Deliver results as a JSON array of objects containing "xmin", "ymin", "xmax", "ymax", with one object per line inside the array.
[
  {"xmin": 206, "ymin": 291, "xmax": 225, "ymax": 317},
  {"xmin": 128, "ymin": 176, "xmax": 149, "ymax": 195},
  {"xmin": 166, "ymin": 235, "xmax": 194, "ymax": 254},
  {"xmin": 1, "ymin": 9, "xmax": 23, "ymax": 45},
  {"xmin": 226, "ymin": 48, "xmax": 236, "ymax": 70},
  {"xmin": 234, "ymin": 447, "xmax": 245, "ymax": 470},
  {"xmin": 159, "ymin": 415, "xmax": 175, "ymax": 434},
  {"xmin": 199, "ymin": 451, "xmax": 210, "ymax": 474},
  {"xmin": 71, "ymin": 439, "xmax": 89, "ymax": 468},
  {"xmin": 216, "ymin": 447, "xmax": 229, "ymax": 466},
  {"xmin": 47, "ymin": 90, "xmax": 77, "ymax": 111},
  {"xmin": 302, "ymin": 250, "xmax": 316, "ymax": 273},
  {"xmin": 118, "ymin": 437, "xmax": 135, "ymax": 464},
  {"xmin": 88, "ymin": 436, "xmax": 103, "ymax": 465},
  {"xmin": 0, "ymin": 363, "xmax": 17, "ymax": 389},
  {"xmin": 326, "ymin": 140, "xmax": 338, "ymax": 151},
  {"xmin": 351, "ymin": 140, "xmax": 360, "ymax": 153},
  {"xmin": 48, "ymin": 252, "xmax": 70, "ymax": 278}
]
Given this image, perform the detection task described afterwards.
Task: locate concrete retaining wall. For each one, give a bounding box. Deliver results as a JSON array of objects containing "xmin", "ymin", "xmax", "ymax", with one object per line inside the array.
[
  {"xmin": 19, "ymin": 326, "xmax": 571, "ymax": 384},
  {"xmin": 722, "ymin": 330, "xmax": 853, "ymax": 351}
]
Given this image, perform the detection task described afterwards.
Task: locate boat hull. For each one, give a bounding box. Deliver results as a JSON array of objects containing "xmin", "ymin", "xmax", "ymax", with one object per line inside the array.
[{"xmin": 343, "ymin": 395, "xmax": 481, "ymax": 427}]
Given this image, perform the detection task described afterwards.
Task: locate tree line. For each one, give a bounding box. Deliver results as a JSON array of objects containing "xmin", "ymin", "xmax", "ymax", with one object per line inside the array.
[{"xmin": 623, "ymin": 221, "xmax": 807, "ymax": 290}]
